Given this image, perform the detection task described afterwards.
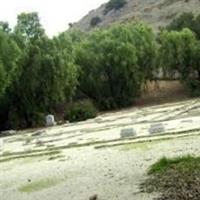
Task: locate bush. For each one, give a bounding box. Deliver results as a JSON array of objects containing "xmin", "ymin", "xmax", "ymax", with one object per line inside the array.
[
  {"xmin": 7, "ymin": 108, "xmax": 45, "ymax": 129},
  {"xmin": 64, "ymin": 100, "xmax": 97, "ymax": 122},
  {"xmin": 185, "ymin": 79, "xmax": 200, "ymax": 97},
  {"xmin": 104, "ymin": 0, "xmax": 127, "ymax": 15},
  {"xmin": 90, "ymin": 16, "xmax": 101, "ymax": 27}
]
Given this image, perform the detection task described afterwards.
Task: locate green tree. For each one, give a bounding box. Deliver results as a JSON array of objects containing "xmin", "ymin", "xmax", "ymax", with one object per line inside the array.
[
  {"xmin": 4, "ymin": 13, "xmax": 79, "ymax": 128},
  {"xmin": 158, "ymin": 28, "xmax": 200, "ymax": 95},
  {"xmin": 8, "ymin": 37, "xmax": 78, "ymax": 128},
  {"xmin": 158, "ymin": 29, "xmax": 196, "ymax": 78},
  {"xmin": 0, "ymin": 21, "xmax": 11, "ymax": 33},
  {"xmin": 0, "ymin": 29, "xmax": 22, "ymax": 130},
  {"xmin": 54, "ymin": 29, "xmax": 85, "ymax": 55},
  {"xmin": 14, "ymin": 12, "xmax": 45, "ymax": 41},
  {"xmin": 0, "ymin": 30, "xmax": 21, "ymax": 98},
  {"xmin": 167, "ymin": 12, "xmax": 200, "ymax": 39},
  {"xmin": 76, "ymin": 22, "xmax": 156, "ymax": 109}
]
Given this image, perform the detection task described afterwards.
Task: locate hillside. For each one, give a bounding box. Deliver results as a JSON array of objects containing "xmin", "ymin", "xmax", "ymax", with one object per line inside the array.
[{"xmin": 72, "ymin": 0, "xmax": 200, "ymax": 31}]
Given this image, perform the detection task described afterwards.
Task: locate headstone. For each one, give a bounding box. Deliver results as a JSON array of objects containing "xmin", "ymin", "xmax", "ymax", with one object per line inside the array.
[
  {"xmin": 120, "ymin": 128, "xmax": 136, "ymax": 138},
  {"xmin": 45, "ymin": 115, "xmax": 56, "ymax": 126},
  {"xmin": 149, "ymin": 123, "xmax": 165, "ymax": 134}
]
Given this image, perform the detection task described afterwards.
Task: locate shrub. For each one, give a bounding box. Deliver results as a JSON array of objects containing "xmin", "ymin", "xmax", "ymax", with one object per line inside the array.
[
  {"xmin": 104, "ymin": 0, "xmax": 127, "ymax": 15},
  {"xmin": 185, "ymin": 79, "xmax": 200, "ymax": 97},
  {"xmin": 8, "ymin": 108, "xmax": 45, "ymax": 129},
  {"xmin": 90, "ymin": 16, "xmax": 101, "ymax": 27},
  {"xmin": 64, "ymin": 100, "xmax": 97, "ymax": 122}
]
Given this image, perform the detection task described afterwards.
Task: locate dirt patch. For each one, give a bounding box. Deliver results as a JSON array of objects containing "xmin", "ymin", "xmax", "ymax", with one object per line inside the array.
[{"xmin": 137, "ymin": 80, "xmax": 187, "ymax": 107}]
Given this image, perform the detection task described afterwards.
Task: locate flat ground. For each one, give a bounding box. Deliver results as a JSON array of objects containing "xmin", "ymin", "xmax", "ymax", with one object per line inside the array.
[{"xmin": 0, "ymin": 98, "xmax": 200, "ymax": 200}]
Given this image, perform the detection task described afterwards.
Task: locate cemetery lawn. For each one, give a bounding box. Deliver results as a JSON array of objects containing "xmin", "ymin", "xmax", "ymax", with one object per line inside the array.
[
  {"xmin": 1, "ymin": 99, "xmax": 200, "ymax": 200},
  {"xmin": 142, "ymin": 156, "xmax": 200, "ymax": 200}
]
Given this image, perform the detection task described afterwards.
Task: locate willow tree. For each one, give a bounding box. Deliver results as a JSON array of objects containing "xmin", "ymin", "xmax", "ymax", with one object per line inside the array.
[
  {"xmin": 158, "ymin": 28, "xmax": 200, "ymax": 96},
  {"xmin": 76, "ymin": 22, "xmax": 157, "ymax": 109},
  {"xmin": 7, "ymin": 13, "xmax": 79, "ymax": 128},
  {"xmin": 0, "ymin": 29, "xmax": 21, "ymax": 98},
  {"xmin": 0, "ymin": 28, "xmax": 21, "ymax": 130}
]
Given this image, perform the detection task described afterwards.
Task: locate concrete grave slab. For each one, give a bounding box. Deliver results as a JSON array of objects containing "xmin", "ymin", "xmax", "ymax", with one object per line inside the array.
[
  {"xmin": 149, "ymin": 123, "xmax": 165, "ymax": 134},
  {"xmin": 120, "ymin": 128, "xmax": 136, "ymax": 138}
]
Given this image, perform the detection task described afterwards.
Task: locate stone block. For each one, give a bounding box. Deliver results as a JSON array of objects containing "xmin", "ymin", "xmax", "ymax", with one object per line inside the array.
[
  {"xmin": 149, "ymin": 123, "xmax": 165, "ymax": 134},
  {"xmin": 120, "ymin": 128, "xmax": 136, "ymax": 138}
]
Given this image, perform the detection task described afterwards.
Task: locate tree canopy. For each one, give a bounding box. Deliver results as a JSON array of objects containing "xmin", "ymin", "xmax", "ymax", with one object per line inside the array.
[
  {"xmin": 76, "ymin": 23, "xmax": 156, "ymax": 109},
  {"xmin": 167, "ymin": 12, "xmax": 200, "ymax": 39},
  {"xmin": 0, "ymin": 12, "xmax": 200, "ymax": 130},
  {"xmin": 158, "ymin": 28, "xmax": 200, "ymax": 95}
]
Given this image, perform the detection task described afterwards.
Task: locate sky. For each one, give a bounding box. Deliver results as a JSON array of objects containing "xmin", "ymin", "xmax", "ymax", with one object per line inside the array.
[{"xmin": 0, "ymin": 0, "xmax": 108, "ymax": 36}]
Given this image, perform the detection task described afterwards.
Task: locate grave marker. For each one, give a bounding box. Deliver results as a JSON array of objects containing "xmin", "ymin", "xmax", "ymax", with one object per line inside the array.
[
  {"xmin": 149, "ymin": 123, "xmax": 165, "ymax": 134},
  {"xmin": 120, "ymin": 128, "xmax": 136, "ymax": 138}
]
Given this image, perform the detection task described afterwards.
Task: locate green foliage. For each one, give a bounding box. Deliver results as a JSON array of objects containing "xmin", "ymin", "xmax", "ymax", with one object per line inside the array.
[
  {"xmin": 158, "ymin": 28, "xmax": 196, "ymax": 76},
  {"xmin": 0, "ymin": 29, "xmax": 22, "ymax": 130},
  {"xmin": 144, "ymin": 156, "xmax": 200, "ymax": 200},
  {"xmin": 8, "ymin": 37, "xmax": 78, "ymax": 128},
  {"xmin": 185, "ymin": 79, "xmax": 200, "ymax": 97},
  {"xmin": 76, "ymin": 23, "xmax": 156, "ymax": 109},
  {"xmin": 158, "ymin": 28, "xmax": 200, "ymax": 96},
  {"xmin": 90, "ymin": 16, "xmax": 102, "ymax": 27},
  {"xmin": 149, "ymin": 155, "xmax": 200, "ymax": 174},
  {"xmin": 165, "ymin": 13, "xmax": 200, "ymax": 96},
  {"xmin": 0, "ymin": 30, "xmax": 21, "ymax": 98},
  {"xmin": 14, "ymin": 12, "xmax": 45, "ymax": 40},
  {"xmin": 64, "ymin": 100, "xmax": 97, "ymax": 122},
  {"xmin": 1, "ymin": 11, "xmax": 200, "ymax": 130},
  {"xmin": 167, "ymin": 12, "xmax": 200, "ymax": 39},
  {"xmin": 0, "ymin": 21, "xmax": 11, "ymax": 33},
  {"xmin": 104, "ymin": 0, "xmax": 127, "ymax": 15},
  {"xmin": 0, "ymin": 13, "xmax": 79, "ymax": 129}
]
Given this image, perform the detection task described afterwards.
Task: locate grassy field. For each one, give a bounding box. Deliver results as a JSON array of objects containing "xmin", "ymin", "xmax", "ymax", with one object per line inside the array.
[{"xmin": 142, "ymin": 155, "xmax": 200, "ymax": 200}]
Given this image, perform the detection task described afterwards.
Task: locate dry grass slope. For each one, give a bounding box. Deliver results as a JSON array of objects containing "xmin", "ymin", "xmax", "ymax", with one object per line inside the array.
[{"xmin": 73, "ymin": 0, "xmax": 200, "ymax": 32}]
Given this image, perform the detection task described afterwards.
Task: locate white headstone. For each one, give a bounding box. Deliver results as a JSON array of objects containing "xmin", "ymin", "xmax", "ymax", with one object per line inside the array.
[{"xmin": 46, "ymin": 115, "xmax": 56, "ymax": 126}]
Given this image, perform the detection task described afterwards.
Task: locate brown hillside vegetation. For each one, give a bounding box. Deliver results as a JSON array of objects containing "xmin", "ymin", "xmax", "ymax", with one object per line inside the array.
[{"xmin": 73, "ymin": 0, "xmax": 200, "ymax": 31}]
